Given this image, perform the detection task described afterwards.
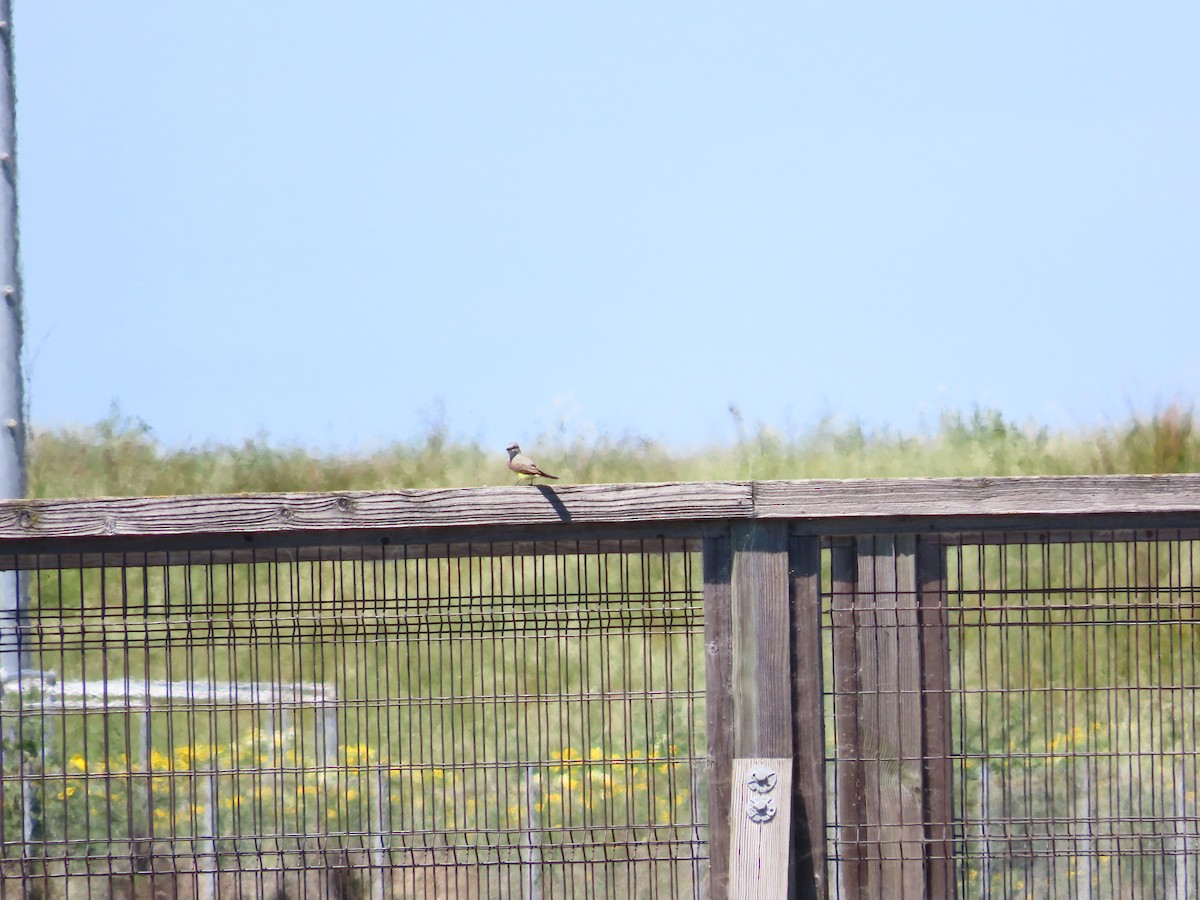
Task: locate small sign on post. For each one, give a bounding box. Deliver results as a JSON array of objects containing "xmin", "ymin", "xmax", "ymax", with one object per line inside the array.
[{"xmin": 729, "ymin": 757, "xmax": 792, "ymax": 899}]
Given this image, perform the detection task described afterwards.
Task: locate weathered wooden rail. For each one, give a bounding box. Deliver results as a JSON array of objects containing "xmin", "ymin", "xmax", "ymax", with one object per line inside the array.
[
  {"xmin": 1, "ymin": 474, "xmax": 1199, "ymax": 899},
  {"xmin": 3, "ymin": 475, "xmax": 1199, "ymax": 539}
]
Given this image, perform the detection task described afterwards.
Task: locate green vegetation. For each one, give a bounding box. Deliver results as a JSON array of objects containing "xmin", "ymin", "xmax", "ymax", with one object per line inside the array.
[
  {"xmin": 944, "ymin": 539, "xmax": 1199, "ymax": 898},
  {"xmin": 26, "ymin": 403, "xmax": 1200, "ymax": 498},
  {"xmin": 5, "ymin": 403, "xmax": 1197, "ymax": 896}
]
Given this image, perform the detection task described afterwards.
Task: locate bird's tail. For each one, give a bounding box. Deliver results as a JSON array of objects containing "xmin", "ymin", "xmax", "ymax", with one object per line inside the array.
[{"xmin": 539, "ymin": 473, "xmax": 559, "ymax": 480}]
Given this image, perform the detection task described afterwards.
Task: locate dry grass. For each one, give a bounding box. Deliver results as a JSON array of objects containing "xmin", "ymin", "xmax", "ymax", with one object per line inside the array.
[{"xmin": 25, "ymin": 404, "xmax": 1199, "ymax": 499}]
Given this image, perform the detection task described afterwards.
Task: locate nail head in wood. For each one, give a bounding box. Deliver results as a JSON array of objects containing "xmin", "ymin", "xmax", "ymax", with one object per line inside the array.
[
  {"xmin": 747, "ymin": 765, "xmax": 778, "ymax": 794},
  {"xmin": 729, "ymin": 756, "xmax": 792, "ymax": 899},
  {"xmin": 746, "ymin": 794, "xmax": 777, "ymax": 824}
]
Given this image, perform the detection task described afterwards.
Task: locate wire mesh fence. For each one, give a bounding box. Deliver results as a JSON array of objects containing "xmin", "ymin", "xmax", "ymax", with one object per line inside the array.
[
  {"xmin": 824, "ymin": 529, "xmax": 1200, "ymax": 899},
  {"xmin": 0, "ymin": 538, "xmax": 708, "ymax": 899},
  {"xmin": 3, "ymin": 480, "xmax": 1199, "ymax": 899}
]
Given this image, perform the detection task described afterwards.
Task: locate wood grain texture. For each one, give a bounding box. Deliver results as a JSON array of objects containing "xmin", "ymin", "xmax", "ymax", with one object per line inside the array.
[
  {"xmin": 728, "ymin": 757, "xmax": 793, "ymax": 900},
  {"xmin": 789, "ymin": 535, "xmax": 827, "ymax": 900},
  {"xmin": 731, "ymin": 522, "xmax": 792, "ymax": 759},
  {"xmin": 2, "ymin": 475, "xmax": 1199, "ymax": 546},
  {"xmin": 758, "ymin": 474, "xmax": 1200, "ymax": 520},
  {"xmin": 704, "ymin": 534, "xmax": 734, "ymax": 900},
  {"xmin": 829, "ymin": 542, "xmax": 865, "ymax": 900},
  {"xmin": 917, "ymin": 537, "xmax": 958, "ymax": 900},
  {"xmin": 726, "ymin": 524, "xmax": 793, "ymax": 896},
  {"xmin": 854, "ymin": 535, "xmax": 925, "ymax": 900},
  {"xmin": 0, "ymin": 482, "xmax": 752, "ymax": 540}
]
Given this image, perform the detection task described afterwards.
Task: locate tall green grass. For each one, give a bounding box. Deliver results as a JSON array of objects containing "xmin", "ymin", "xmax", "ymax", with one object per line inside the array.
[{"xmin": 26, "ymin": 404, "xmax": 1200, "ymax": 498}]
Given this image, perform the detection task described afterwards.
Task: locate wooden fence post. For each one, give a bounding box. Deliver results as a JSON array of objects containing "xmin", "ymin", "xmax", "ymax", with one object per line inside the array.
[
  {"xmin": 830, "ymin": 540, "xmax": 865, "ymax": 898},
  {"xmin": 832, "ymin": 535, "xmax": 957, "ymax": 899},
  {"xmin": 704, "ymin": 534, "xmax": 734, "ymax": 900},
  {"xmin": 844, "ymin": 534, "xmax": 923, "ymax": 897},
  {"xmin": 917, "ymin": 537, "xmax": 957, "ymax": 900},
  {"xmin": 727, "ymin": 522, "xmax": 793, "ymax": 898},
  {"xmin": 790, "ymin": 535, "xmax": 827, "ymax": 900}
]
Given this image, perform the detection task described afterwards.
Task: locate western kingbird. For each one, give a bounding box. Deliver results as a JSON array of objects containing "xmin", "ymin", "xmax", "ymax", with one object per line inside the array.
[{"xmin": 506, "ymin": 443, "xmax": 558, "ymax": 485}]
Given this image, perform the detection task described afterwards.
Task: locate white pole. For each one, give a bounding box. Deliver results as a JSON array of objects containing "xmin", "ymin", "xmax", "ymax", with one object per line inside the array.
[
  {"xmin": 0, "ymin": 0, "xmax": 29, "ymax": 696},
  {"xmin": 0, "ymin": 4, "xmax": 29, "ymax": 869}
]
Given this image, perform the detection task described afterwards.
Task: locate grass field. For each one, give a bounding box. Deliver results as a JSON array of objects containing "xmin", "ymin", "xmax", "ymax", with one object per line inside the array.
[{"xmin": 25, "ymin": 403, "xmax": 1199, "ymax": 499}]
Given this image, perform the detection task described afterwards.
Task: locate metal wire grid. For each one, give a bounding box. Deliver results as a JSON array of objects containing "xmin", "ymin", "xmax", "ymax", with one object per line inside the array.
[
  {"xmin": 823, "ymin": 531, "xmax": 1200, "ymax": 899},
  {"xmin": 0, "ymin": 538, "xmax": 708, "ymax": 899}
]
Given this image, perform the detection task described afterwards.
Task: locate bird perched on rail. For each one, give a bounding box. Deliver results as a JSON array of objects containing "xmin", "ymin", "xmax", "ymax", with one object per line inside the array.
[{"xmin": 506, "ymin": 443, "xmax": 558, "ymax": 485}]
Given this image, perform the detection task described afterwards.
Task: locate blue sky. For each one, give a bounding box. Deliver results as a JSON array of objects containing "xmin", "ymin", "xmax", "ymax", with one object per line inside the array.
[{"xmin": 15, "ymin": 3, "xmax": 1199, "ymax": 451}]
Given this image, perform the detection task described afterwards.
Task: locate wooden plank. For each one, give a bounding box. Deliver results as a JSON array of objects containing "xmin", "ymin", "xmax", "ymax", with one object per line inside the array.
[
  {"xmin": 3, "ymin": 475, "xmax": 1200, "ymax": 546},
  {"xmin": 789, "ymin": 536, "xmax": 827, "ymax": 900},
  {"xmin": 704, "ymin": 534, "xmax": 734, "ymax": 900},
  {"xmin": 0, "ymin": 481, "xmax": 753, "ymax": 540},
  {"xmin": 9, "ymin": 518, "xmax": 1198, "ymax": 572},
  {"xmin": 728, "ymin": 757, "xmax": 793, "ymax": 900},
  {"xmin": 829, "ymin": 541, "xmax": 865, "ymax": 899},
  {"xmin": 917, "ymin": 537, "xmax": 958, "ymax": 900},
  {"xmin": 758, "ymin": 474, "xmax": 1200, "ymax": 520},
  {"xmin": 731, "ymin": 522, "xmax": 792, "ymax": 759},
  {"xmin": 854, "ymin": 535, "xmax": 925, "ymax": 899},
  {"xmin": 728, "ymin": 523, "xmax": 793, "ymax": 897},
  {"xmin": 724, "ymin": 525, "xmax": 792, "ymax": 897}
]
